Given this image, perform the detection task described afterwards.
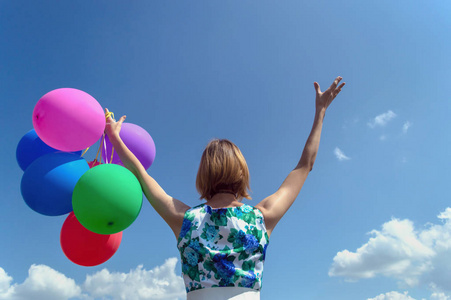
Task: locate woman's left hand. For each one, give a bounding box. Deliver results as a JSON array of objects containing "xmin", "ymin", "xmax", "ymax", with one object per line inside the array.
[{"xmin": 104, "ymin": 108, "xmax": 126, "ymax": 140}]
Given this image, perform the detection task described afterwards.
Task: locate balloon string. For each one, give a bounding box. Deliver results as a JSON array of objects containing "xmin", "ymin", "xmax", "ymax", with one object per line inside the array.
[
  {"xmin": 103, "ymin": 133, "xmax": 108, "ymax": 164},
  {"xmin": 94, "ymin": 134, "xmax": 105, "ymax": 164},
  {"xmin": 81, "ymin": 147, "xmax": 89, "ymax": 157},
  {"xmin": 104, "ymin": 110, "xmax": 116, "ymax": 164},
  {"xmin": 105, "ymin": 111, "xmax": 115, "ymax": 121},
  {"xmin": 110, "ymin": 146, "xmax": 114, "ymax": 163}
]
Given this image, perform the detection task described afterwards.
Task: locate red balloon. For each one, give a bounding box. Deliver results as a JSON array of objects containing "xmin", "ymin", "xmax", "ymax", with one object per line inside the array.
[
  {"xmin": 87, "ymin": 160, "xmax": 101, "ymax": 168},
  {"xmin": 60, "ymin": 212, "xmax": 122, "ymax": 266}
]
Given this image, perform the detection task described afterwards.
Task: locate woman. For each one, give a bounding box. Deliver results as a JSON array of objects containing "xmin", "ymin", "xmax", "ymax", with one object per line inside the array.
[{"xmin": 105, "ymin": 76, "xmax": 345, "ymax": 299}]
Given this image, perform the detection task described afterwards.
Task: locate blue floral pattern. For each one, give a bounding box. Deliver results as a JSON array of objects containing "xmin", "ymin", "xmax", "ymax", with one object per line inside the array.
[{"xmin": 177, "ymin": 204, "xmax": 269, "ymax": 293}]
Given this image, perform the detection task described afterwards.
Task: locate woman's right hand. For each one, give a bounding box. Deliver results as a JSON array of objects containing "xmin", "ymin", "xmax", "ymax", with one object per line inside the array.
[
  {"xmin": 104, "ymin": 108, "xmax": 126, "ymax": 140},
  {"xmin": 314, "ymin": 76, "xmax": 345, "ymax": 112}
]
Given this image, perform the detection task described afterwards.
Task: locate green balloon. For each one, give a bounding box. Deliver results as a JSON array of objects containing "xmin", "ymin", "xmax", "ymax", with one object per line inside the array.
[{"xmin": 72, "ymin": 164, "xmax": 143, "ymax": 235}]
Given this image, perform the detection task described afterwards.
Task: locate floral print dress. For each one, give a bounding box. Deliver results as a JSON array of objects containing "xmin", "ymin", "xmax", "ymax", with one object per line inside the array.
[{"xmin": 177, "ymin": 203, "xmax": 269, "ymax": 294}]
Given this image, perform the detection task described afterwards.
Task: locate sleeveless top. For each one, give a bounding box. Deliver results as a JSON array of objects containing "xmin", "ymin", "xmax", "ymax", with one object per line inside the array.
[{"xmin": 177, "ymin": 203, "xmax": 269, "ymax": 294}]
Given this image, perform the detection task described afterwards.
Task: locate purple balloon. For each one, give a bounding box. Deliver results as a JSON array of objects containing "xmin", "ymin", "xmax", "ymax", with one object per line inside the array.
[{"xmin": 102, "ymin": 123, "xmax": 156, "ymax": 169}]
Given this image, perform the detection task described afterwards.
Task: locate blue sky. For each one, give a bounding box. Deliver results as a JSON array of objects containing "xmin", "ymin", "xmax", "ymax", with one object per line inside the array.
[{"xmin": 1, "ymin": 1, "xmax": 451, "ymax": 299}]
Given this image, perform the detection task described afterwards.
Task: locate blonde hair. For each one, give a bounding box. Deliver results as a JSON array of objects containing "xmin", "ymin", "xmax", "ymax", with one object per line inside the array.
[{"xmin": 196, "ymin": 139, "xmax": 251, "ymax": 201}]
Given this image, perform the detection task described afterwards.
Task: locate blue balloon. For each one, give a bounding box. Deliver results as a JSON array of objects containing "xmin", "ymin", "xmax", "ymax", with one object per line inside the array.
[
  {"xmin": 16, "ymin": 129, "xmax": 82, "ymax": 171},
  {"xmin": 20, "ymin": 152, "xmax": 89, "ymax": 216}
]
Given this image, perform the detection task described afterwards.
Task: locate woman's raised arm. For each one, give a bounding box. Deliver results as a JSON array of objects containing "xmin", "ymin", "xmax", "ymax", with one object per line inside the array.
[
  {"xmin": 104, "ymin": 109, "xmax": 190, "ymax": 238},
  {"xmin": 255, "ymin": 76, "xmax": 345, "ymax": 237}
]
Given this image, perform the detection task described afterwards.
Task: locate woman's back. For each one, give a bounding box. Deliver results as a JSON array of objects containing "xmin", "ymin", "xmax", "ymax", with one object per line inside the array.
[{"xmin": 177, "ymin": 203, "xmax": 269, "ymax": 297}]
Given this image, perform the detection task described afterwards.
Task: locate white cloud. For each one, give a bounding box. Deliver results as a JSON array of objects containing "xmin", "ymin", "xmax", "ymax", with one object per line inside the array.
[
  {"xmin": 329, "ymin": 218, "xmax": 434, "ymax": 285},
  {"xmin": 84, "ymin": 258, "xmax": 185, "ymax": 300},
  {"xmin": 368, "ymin": 110, "xmax": 397, "ymax": 128},
  {"xmin": 403, "ymin": 121, "xmax": 412, "ymax": 133},
  {"xmin": 368, "ymin": 291, "xmax": 416, "ymax": 300},
  {"xmin": 334, "ymin": 147, "xmax": 351, "ymax": 161},
  {"xmin": 0, "ymin": 268, "xmax": 14, "ymax": 299},
  {"xmin": 0, "ymin": 258, "xmax": 185, "ymax": 300},
  {"xmin": 431, "ymin": 292, "xmax": 451, "ymax": 300},
  {"xmin": 0, "ymin": 265, "xmax": 82, "ymax": 300},
  {"xmin": 367, "ymin": 291, "xmax": 451, "ymax": 300},
  {"xmin": 329, "ymin": 208, "xmax": 451, "ymax": 292}
]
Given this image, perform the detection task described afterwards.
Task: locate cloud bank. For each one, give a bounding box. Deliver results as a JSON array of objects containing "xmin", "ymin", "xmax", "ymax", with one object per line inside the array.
[
  {"xmin": 329, "ymin": 208, "xmax": 451, "ymax": 293},
  {"xmin": 367, "ymin": 291, "xmax": 415, "ymax": 300},
  {"xmin": 367, "ymin": 291, "xmax": 450, "ymax": 300},
  {"xmin": 0, "ymin": 258, "xmax": 185, "ymax": 300}
]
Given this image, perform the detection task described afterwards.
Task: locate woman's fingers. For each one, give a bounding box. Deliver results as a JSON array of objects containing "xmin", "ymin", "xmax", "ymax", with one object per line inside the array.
[
  {"xmin": 105, "ymin": 108, "xmax": 112, "ymax": 120},
  {"xmin": 105, "ymin": 108, "xmax": 121, "ymax": 123},
  {"xmin": 314, "ymin": 82, "xmax": 321, "ymax": 94},
  {"xmin": 118, "ymin": 115, "xmax": 126, "ymax": 124},
  {"xmin": 335, "ymin": 82, "xmax": 345, "ymax": 93},
  {"xmin": 329, "ymin": 76, "xmax": 343, "ymax": 90},
  {"xmin": 332, "ymin": 82, "xmax": 346, "ymax": 98}
]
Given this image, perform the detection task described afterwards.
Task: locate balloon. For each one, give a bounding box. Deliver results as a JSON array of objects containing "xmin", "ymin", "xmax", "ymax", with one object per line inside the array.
[
  {"xmin": 21, "ymin": 152, "xmax": 89, "ymax": 216},
  {"xmin": 32, "ymin": 88, "xmax": 105, "ymax": 152},
  {"xmin": 87, "ymin": 160, "xmax": 101, "ymax": 168},
  {"xmin": 72, "ymin": 164, "xmax": 143, "ymax": 235},
  {"xmin": 60, "ymin": 212, "xmax": 122, "ymax": 267},
  {"xmin": 16, "ymin": 129, "xmax": 81, "ymax": 171},
  {"xmin": 102, "ymin": 123, "xmax": 156, "ymax": 169}
]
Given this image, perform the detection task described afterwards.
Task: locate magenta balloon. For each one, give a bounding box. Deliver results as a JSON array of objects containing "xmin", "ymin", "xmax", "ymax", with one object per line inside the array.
[
  {"xmin": 33, "ymin": 88, "xmax": 105, "ymax": 152},
  {"xmin": 102, "ymin": 123, "xmax": 156, "ymax": 169}
]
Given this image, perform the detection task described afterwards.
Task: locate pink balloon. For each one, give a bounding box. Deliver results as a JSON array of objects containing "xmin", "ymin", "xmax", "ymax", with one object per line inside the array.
[
  {"xmin": 60, "ymin": 212, "xmax": 122, "ymax": 267},
  {"xmin": 33, "ymin": 88, "xmax": 105, "ymax": 152}
]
